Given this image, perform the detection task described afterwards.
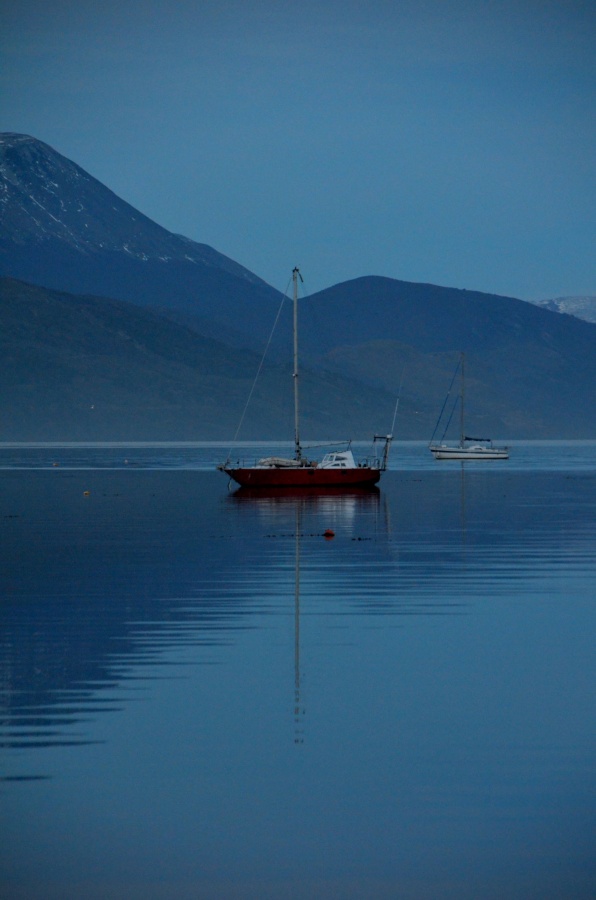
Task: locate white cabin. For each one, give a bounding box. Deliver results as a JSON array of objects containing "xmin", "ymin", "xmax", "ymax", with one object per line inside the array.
[{"xmin": 319, "ymin": 450, "xmax": 357, "ymax": 469}]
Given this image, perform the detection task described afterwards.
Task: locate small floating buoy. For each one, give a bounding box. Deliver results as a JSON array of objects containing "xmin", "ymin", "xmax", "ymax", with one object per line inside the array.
[{"xmin": 323, "ymin": 528, "xmax": 335, "ymax": 539}]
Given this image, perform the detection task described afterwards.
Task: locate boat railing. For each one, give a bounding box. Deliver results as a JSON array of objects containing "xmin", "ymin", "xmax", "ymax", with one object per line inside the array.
[
  {"xmin": 222, "ymin": 456, "xmax": 311, "ymax": 469},
  {"xmin": 357, "ymin": 456, "xmax": 385, "ymax": 470},
  {"xmin": 218, "ymin": 457, "xmax": 258, "ymax": 469},
  {"xmin": 222, "ymin": 454, "xmax": 389, "ymax": 471},
  {"xmin": 223, "ymin": 457, "xmax": 269, "ymax": 469}
]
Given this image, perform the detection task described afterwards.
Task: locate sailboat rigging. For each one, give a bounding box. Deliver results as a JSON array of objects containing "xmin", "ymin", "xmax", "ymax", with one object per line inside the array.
[
  {"xmin": 429, "ymin": 352, "xmax": 509, "ymax": 460},
  {"xmin": 219, "ymin": 267, "xmax": 393, "ymax": 487}
]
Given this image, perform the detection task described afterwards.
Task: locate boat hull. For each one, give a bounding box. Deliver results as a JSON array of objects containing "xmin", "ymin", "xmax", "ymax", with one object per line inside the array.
[
  {"xmin": 430, "ymin": 445, "xmax": 509, "ymax": 460},
  {"xmin": 222, "ymin": 465, "xmax": 382, "ymax": 488}
]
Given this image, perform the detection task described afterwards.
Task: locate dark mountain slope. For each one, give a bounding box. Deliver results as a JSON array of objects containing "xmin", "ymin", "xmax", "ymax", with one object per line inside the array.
[
  {"xmin": 300, "ymin": 276, "xmax": 591, "ymax": 355},
  {"xmin": 0, "ymin": 278, "xmax": 397, "ymax": 441},
  {"xmin": 0, "ymin": 133, "xmax": 283, "ymax": 349},
  {"xmin": 297, "ymin": 277, "xmax": 596, "ymax": 438},
  {"xmin": 4, "ymin": 274, "xmax": 594, "ymax": 441}
]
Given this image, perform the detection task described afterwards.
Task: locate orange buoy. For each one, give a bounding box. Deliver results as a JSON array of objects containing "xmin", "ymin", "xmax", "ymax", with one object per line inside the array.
[{"xmin": 323, "ymin": 528, "xmax": 335, "ymax": 539}]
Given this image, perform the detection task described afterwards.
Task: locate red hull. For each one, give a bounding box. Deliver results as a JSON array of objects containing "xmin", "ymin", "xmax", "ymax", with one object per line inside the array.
[{"xmin": 222, "ymin": 465, "xmax": 381, "ymax": 488}]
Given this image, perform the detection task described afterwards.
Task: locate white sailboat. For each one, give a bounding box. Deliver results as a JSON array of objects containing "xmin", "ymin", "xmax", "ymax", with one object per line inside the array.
[{"xmin": 429, "ymin": 353, "xmax": 509, "ymax": 461}]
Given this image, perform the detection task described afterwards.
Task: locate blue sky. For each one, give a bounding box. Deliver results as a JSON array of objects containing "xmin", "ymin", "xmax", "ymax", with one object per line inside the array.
[{"xmin": 2, "ymin": 0, "xmax": 594, "ymax": 299}]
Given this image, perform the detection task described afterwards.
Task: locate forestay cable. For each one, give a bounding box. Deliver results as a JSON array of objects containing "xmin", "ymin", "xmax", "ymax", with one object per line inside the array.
[{"xmin": 224, "ymin": 279, "xmax": 292, "ymax": 463}]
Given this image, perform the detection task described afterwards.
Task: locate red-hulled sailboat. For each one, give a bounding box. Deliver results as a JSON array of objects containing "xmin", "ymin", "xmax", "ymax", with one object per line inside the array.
[{"xmin": 218, "ymin": 267, "xmax": 393, "ymax": 489}]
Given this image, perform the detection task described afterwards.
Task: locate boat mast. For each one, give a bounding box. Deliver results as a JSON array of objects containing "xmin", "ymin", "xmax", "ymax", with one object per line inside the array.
[{"xmin": 292, "ymin": 266, "xmax": 303, "ymax": 460}]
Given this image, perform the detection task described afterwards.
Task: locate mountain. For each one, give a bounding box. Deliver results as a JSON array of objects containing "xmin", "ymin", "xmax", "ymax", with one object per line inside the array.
[
  {"xmin": 298, "ymin": 277, "xmax": 596, "ymax": 438},
  {"xmin": 0, "ymin": 132, "xmax": 283, "ymax": 350},
  {"xmin": 0, "ymin": 277, "xmax": 397, "ymax": 441},
  {"xmin": 2, "ymin": 132, "xmax": 596, "ymax": 439},
  {"xmin": 4, "ymin": 273, "xmax": 596, "ymax": 440},
  {"xmin": 530, "ymin": 296, "xmax": 596, "ymax": 324}
]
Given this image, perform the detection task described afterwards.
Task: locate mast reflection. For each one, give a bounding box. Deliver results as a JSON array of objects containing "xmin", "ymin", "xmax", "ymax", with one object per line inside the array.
[{"xmin": 229, "ymin": 486, "xmax": 384, "ymax": 744}]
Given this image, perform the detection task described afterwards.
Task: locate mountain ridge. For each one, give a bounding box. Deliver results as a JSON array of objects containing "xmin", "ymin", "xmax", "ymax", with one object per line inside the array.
[
  {"xmin": 1, "ymin": 132, "xmax": 595, "ymax": 439},
  {"xmin": 0, "ymin": 132, "xmax": 285, "ymax": 351},
  {"xmin": 1, "ymin": 276, "xmax": 400, "ymax": 441},
  {"xmin": 0, "ymin": 133, "xmax": 260, "ymax": 279}
]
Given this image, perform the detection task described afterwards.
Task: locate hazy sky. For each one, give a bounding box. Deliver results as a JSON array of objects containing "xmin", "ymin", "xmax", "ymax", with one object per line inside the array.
[{"xmin": 1, "ymin": 0, "xmax": 594, "ymax": 299}]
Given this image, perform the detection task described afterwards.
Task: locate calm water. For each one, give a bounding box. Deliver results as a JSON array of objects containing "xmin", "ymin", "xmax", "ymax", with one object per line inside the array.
[{"xmin": 1, "ymin": 443, "xmax": 595, "ymax": 899}]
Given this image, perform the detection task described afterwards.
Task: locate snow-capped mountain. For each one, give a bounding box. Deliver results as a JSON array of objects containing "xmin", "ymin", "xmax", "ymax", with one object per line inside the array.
[
  {"xmin": 0, "ymin": 132, "xmax": 255, "ymax": 274},
  {"xmin": 531, "ymin": 296, "xmax": 596, "ymax": 324},
  {"xmin": 0, "ymin": 132, "xmax": 283, "ymax": 347}
]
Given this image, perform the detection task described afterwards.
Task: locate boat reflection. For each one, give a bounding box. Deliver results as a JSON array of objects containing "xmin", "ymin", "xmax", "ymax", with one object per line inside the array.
[
  {"xmin": 229, "ymin": 484, "xmax": 380, "ymax": 501},
  {"xmin": 294, "ymin": 504, "xmax": 304, "ymax": 745},
  {"xmin": 229, "ymin": 485, "xmax": 386, "ymax": 745}
]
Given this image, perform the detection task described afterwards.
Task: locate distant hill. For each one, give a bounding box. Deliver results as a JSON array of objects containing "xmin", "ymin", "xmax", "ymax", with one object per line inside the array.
[
  {"xmin": 3, "ymin": 274, "xmax": 596, "ymax": 440},
  {"xmin": 1, "ymin": 133, "xmax": 596, "ymax": 439},
  {"xmin": 298, "ymin": 277, "xmax": 596, "ymax": 438},
  {"xmin": 0, "ymin": 277, "xmax": 398, "ymax": 441},
  {"xmin": 530, "ymin": 296, "xmax": 596, "ymax": 324}
]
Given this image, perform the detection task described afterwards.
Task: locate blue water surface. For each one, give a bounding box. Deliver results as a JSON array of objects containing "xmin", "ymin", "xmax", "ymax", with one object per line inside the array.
[{"xmin": 1, "ymin": 443, "xmax": 595, "ymax": 899}]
